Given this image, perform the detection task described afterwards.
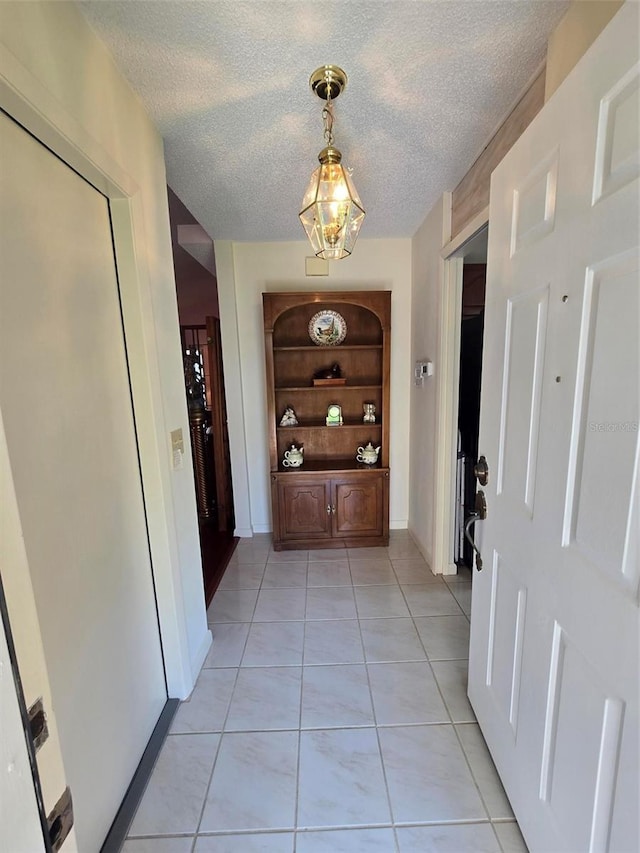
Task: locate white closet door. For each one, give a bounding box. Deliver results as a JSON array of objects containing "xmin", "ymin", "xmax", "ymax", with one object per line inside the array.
[{"xmin": 0, "ymin": 112, "xmax": 166, "ymax": 851}]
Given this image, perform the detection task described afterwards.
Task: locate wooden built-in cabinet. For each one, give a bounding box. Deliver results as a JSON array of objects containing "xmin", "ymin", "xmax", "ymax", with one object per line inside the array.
[{"xmin": 263, "ymin": 291, "xmax": 391, "ymax": 550}]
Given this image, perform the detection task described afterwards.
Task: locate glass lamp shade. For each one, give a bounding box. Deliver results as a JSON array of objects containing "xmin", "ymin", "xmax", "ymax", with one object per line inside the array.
[{"xmin": 299, "ymin": 147, "xmax": 365, "ymax": 260}]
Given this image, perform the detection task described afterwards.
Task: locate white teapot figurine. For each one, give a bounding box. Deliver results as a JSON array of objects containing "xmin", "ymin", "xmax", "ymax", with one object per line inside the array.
[
  {"xmin": 356, "ymin": 442, "xmax": 381, "ymax": 464},
  {"xmin": 283, "ymin": 443, "xmax": 304, "ymax": 467}
]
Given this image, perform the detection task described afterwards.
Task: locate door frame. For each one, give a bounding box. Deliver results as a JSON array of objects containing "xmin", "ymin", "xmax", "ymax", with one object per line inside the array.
[
  {"xmin": 0, "ymin": 41, "xmax": 197, "ymax": 698},
  {"xmin": 431, "ymin": 207, "xmax": 490, "ymax": 575}
]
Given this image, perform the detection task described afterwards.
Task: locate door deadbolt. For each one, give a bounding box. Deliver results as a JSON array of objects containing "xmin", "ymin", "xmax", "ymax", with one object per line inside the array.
[{"xmin": 474, "ymin": 455, "xmax": 489, "ymax": 486}]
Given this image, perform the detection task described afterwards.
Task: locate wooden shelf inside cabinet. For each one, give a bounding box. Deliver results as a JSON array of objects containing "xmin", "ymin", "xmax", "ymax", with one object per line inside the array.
[
  {"xmin": 275, "ymin": 384, "xmax": 382, "ymax": 392},
  {"xmin": 276, "ymin": 459, "xmax": 388, "ymax": 473},
  {"xmin": 278, "ymin": 420, "xmax": 382, "ymax": 431},
  {"xmin": 273, "ymin": 344, "xmax": 383, "ymax": 352},
  {"xmin": 263, "ymin": 290, "xmax": 391, "ymax": 551}
]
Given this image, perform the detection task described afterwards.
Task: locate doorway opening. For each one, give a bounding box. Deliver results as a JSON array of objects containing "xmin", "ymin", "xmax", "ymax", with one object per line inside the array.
[
  {"xmin": 167, "ymin": 188, "xmax": 237, "ymax": 605},
  {"xmin": 434, "ymin": 224, "xmax": 489, "ymax": 577},
  {"xmin": 454, "ymin": 229, "xmax": 487, "ymax": 568}
]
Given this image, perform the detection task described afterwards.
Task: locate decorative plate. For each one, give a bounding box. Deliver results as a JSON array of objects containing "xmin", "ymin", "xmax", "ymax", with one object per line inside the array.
[{"xmin": 308, "ymin": 310, "xmax": 347, "ymax": 346}]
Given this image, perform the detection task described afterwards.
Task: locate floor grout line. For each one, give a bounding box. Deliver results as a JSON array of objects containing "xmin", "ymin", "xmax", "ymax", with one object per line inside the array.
[
  {"xmin": 190, "ymin": 602, "xmax": 254, "ymax": 842},
  {"xmin": 353, "ymin": 568, "xmax": 400, "ymax": 852}
]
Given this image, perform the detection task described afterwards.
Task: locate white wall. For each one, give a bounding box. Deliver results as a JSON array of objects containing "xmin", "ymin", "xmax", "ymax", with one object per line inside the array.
[
  {"xmin": 545, "ymin": 0, "xmax": 623, "ymax": 100},
  {"xmin": 216, "ymin": 239, "xmax": 413, "ymax": 533},
  {"xmin": 0, "ymin": 2, "xmax": 209, "ymax": 698},
  {"xmin": 408, "ymin": 197, "xmax": 447, "ymax": 566}
]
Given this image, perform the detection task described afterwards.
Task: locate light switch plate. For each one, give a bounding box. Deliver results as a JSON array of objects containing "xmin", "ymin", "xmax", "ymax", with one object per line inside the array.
[
  {"xmin": 170, "ymin": 428, "xmax": 184, "ymax": 469},
  {"xmin": 170, "ymin": 428, "xmax": 184, "ymax": 453}
]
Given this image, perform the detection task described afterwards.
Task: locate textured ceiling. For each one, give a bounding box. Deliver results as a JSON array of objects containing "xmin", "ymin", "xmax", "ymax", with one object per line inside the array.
[{"xmin": 79, "ymin": 0, "xmax": 569, "ymax": 242}]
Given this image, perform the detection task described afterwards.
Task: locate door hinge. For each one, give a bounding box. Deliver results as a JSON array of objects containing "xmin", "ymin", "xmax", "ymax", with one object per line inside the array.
[
  {"xmin": 47, "ymin": 787, "xmax": 74, "ymax": 851},
  {"xmin": 28, "ymin": 697, "xmax": 49, "ymax": 753}
]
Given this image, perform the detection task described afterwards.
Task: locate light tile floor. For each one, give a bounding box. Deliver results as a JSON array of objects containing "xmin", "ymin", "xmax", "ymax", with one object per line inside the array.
[{"xmin": 123, "ymin": 532, "xmax": 529, "ymax": 852}]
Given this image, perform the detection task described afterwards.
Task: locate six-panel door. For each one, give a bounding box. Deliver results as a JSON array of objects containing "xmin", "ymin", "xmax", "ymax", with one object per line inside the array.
[{"xmin": 468, "ymin": 6, "xmax": 639, "ymax": 851}]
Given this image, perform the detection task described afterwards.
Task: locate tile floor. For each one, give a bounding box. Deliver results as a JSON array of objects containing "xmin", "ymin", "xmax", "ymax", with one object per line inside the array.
[{"xmin": 122, "ymin": 532, "xmax": 529, "ymax": 852}]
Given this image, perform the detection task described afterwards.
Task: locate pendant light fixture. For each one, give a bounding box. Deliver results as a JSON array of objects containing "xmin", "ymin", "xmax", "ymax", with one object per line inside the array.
[{"xmin": 299, "ymin": 66, "xmax": 365, "ymax": 260}]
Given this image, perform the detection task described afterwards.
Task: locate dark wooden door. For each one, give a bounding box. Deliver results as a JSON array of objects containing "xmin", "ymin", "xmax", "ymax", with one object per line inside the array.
[
  {"xmin": 278, "ymin": 479, "xmax": 332, "ymax": 540},
  {"xmin": 332, "ymin": 474, "xmax": 384, "ymax": 538},
  {"xmin": 205, "ymin": 316, "xmax": 234, "ymax": 532}
]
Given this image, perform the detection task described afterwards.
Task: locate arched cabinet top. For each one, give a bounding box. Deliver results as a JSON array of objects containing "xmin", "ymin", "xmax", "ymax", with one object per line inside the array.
[{"xmin": 263, "ymin": 291, "xmax": 391, "ymax": 347}]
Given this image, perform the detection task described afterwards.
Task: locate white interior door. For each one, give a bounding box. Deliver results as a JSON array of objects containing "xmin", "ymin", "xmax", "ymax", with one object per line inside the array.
[
  {"xmin": 0, "ymin": 112, "xmax": 166, "ymax": 851},
  {"xmin": 468, "ymin": 5, "xmax": 639, "ymax": 852}
]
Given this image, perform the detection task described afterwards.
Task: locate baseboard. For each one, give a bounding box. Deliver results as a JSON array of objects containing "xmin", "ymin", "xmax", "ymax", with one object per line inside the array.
[
  {"xmin": 100, "ymin": 698, "xmax": 180, "ymax": 853},
  {"xmin": 407, "ymin": 525, "xmax": 435, "ymax": 573},
  {"xmin": 251, "ymin": 522, "xmax": 272, "ymax": 534},
  {"xmin": 234, "ymin": 526, "xmax": 254, "ymax": 537},
  {"xmin": 190, "ymin": 627, "xmax": 213, "ymax": 687}
]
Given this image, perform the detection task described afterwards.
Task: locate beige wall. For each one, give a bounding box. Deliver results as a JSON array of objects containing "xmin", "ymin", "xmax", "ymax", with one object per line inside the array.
[
  {"xmin": 0, "ymin": 2, "xmax": 209, "ymax": 698},
  {"xmin": 216, "ymin": 239, "xmax": 413, "ymax": 534},
  {"xmin": 408, "ymin": 197, "xmax": 447, "ymax": 565},
  {"xmin": 545, "ymin": 0, "xmax": 624, "ymax": 100}
]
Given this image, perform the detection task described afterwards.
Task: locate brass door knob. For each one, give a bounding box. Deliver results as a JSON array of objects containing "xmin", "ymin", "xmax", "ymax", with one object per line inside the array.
[{"xmin": 474, "ymin": 455, "xmax": 489, "ymax": 486}]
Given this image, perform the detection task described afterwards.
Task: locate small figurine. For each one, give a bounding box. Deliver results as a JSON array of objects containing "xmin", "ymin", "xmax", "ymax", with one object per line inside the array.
[
  {"xmin": 326, "ymin": 403, "xmax": 343, "ymax": 426},
  {"xmin": 279, "ymin": 406, "xmax": 298, "ymax": 426},
  {"xmin": 363, "ymin": 402, "xmax": 376, "ymax": 423},
  {"xmin": 313, "ymin": 362, "xmax": 342, "ymax": 381},
  {"xmin": 283, "ymin": 444, "xmax": 304, "ymax": 467},
  {"xmin": 356, "ymin": 442, "xmax": 381, "ymax": 464}
]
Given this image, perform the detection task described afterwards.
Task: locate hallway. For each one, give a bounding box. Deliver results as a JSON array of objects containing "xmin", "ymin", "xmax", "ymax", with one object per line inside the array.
[{"xmin": 122, "ymin": 532, "xmax": 527, "ymax": 852}]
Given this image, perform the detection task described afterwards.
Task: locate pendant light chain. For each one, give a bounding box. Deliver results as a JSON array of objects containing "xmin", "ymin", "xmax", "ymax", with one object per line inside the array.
[{"xmin": 322, "ymin": 98, "xmax": 335, "ymax": 148}]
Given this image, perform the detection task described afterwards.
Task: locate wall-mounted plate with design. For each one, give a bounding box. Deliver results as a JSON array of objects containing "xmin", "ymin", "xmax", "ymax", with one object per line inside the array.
[{"xmin": 308, "ymin": 310, "xmax": 347, "ymax": 346}]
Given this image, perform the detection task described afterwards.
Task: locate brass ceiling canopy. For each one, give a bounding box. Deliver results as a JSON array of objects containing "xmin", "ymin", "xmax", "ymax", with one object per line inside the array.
[{"xmin": 309, "ymin": 65, "xmax": 347, "ymax": 102}]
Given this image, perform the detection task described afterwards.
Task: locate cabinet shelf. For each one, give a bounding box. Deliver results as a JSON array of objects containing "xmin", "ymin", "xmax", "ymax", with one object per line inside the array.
[
  {"xmin": 276, "ymin": 460, "xmax": 388, "ymax": 473},
  {"xmin": 275, "ymin": 384, "xmax": 382, "ymax": 392},
  {"xmin": 278, "ymin": 420, "xmax": 382, "ymax": 431},
  {"xmin": 274, "ymin": 344, "xmax": 382, "ymax": 352}
]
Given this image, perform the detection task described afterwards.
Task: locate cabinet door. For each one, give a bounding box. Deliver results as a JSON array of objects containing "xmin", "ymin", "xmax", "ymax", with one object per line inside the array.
[
  {"xmin": 277, "ymin": 478, "xmax": 332, "ymax": 540},
  {"xmin": 332, "ymin": 474, "xmax": 384, "ymax": 538}
]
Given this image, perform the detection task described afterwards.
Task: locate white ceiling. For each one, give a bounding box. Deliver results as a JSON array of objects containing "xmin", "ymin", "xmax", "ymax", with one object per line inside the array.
[{"xmin": 78, "ymin": 0, "xmax": 569, "ymax": 243}]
